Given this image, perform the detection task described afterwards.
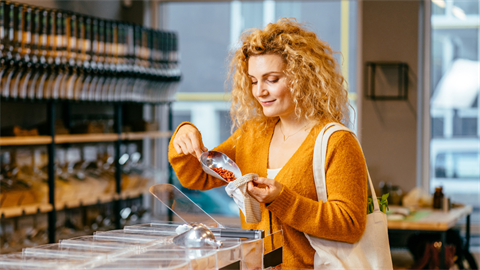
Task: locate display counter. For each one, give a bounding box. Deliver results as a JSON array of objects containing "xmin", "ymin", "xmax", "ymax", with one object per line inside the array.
[
  {"xmin": 0, "ymin": 223, "xmax": 283, "ymax": 270},
  {"xmin": 0, "ymin": 184, "xmax": 284, "ymax": 269}
]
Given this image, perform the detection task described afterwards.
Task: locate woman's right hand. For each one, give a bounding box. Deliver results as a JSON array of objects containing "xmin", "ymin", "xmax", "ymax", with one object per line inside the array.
[{"xmin": 172, "ymin": 124, "xmax": 208, "ymax": 159}]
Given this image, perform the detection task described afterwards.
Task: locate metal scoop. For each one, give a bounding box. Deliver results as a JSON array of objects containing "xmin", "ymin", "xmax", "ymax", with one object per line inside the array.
[
  {"xmin": 199, "ymin": 151, "xmax": 242, "ymax": 182},
  {"xmin": 172, "ymin": 223, "xmax": 222, "ymax": 248}
]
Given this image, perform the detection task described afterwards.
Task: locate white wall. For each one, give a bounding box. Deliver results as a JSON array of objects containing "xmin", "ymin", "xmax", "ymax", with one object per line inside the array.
[{"xmin": 361, "ymin": 0, "xmax": 420, "ymax": 193}]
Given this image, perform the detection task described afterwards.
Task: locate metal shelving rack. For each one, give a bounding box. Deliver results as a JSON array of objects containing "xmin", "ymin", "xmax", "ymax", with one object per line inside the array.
[
  {"xmin": 0, "ymin": 0, "xmax": 180, "ymax": 246},
  {"xmin": 0, "ymin": 99, "xmax": 174, "ymax": 244}
]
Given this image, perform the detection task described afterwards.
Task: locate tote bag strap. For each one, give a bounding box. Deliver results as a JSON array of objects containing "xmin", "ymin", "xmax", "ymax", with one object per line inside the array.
[{"xmin": 313, "ymin": 123, "xmax": 380, "ymax": 212}]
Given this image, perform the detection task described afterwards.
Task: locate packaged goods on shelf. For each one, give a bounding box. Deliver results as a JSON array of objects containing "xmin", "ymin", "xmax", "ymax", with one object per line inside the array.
[
  {"xmin": 128, "ymin": 120, "xmax": 159, "ymax": 132},
  {"xmin": 1, "ymin": 187, "xmax": 25, "ymax": 208},
  {"xmin": 0, "ymin": 126, "xmax": 39, "ymax": 137}
]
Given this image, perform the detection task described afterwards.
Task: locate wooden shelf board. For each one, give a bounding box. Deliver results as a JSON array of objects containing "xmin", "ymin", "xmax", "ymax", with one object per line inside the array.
[
  {"xmin": 0, "ymin": 131, "xmax": 172, "ymax": 146},
  {"xmin": 0, "ymin": 136, "xmax": 52, "ymax": 146},
  {"xmin": 118, "ymin": 189, "xmax": 148, "ymax": 200},
  {"xmin": 55, "ymin": 134, "xmax": 119, "ymax": 143},
  {"xmin": 1, "ymin": 192, "xmax": 145, "ymax": 218},
  {"xmin": 0, "ymin": 203, "xmax": 53, "ymax": 218},
  {"xmin": 122, "ymin": 131, "xmax": 172, "ymax": 140},
  {"xmin": 54, "ymin": 191, "xmax": 146, "ymax": 210}
]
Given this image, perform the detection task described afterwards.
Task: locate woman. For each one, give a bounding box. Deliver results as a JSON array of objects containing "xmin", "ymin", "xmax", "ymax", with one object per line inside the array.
[{"xmin": 169, "ymin": 18, "xmax": 367, "ymax": 269}]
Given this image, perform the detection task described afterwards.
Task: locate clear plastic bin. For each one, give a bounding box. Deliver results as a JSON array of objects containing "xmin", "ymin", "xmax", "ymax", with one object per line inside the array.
[
  {"xmin": 90, "ymin": 258, "xmax": 192, "ymax": 270},
  {"xmin": 125, "ymin": 223, "xmax": 263, "ymax": 239},
  {"xmin": 143, "ymin": 244, "xmax": 217, "ymax": 270},
  {"xmin": 0, "ymin": 252, "xmax": 94, "ymax": 269},
  {"xmin": 126, "ymin": 223, "xmax": 261, "ymax": 269},
  {"xmin": 85, "ymin": 244, "xmax": 201, "ymax": 270},
  {"xmin": 234, "ymin": 238, "xmax": 263, "ymax": 270},
  {"xmin": 60, "ymin": 236, "xmax": 141, "ymax": 252},
  {"xmin": 263, "ymin": 230, "xmax": 284, "ymax": 270},
  {"xmin": 93, "ymin": 230, "xmax": 172, "ymax": 246},
  {"xmin": 124, "ymin": 225, "xmax": 242, "ymax": 269},
  {"xmin": 124, "ymin": 223, "xmax": 180, "ymax": 236},
  {"xmin": 213, "ymin": 239, "xmax": 242, "ymax": 269},
  {"xmin": 23, "ymin": 243, "xmax": 133, "ymax": 261}
]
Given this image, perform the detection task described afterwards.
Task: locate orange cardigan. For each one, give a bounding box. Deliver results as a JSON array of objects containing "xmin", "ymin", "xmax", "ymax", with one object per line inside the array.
[{"xmin": 168, "ymin": 120, "xmax": 367, "ymax": 269}]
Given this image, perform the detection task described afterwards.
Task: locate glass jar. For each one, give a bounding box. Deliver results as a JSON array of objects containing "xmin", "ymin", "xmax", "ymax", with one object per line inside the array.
[{"xmin": 433, "ymin": 186, "xmax": 444, "ymax": 209}]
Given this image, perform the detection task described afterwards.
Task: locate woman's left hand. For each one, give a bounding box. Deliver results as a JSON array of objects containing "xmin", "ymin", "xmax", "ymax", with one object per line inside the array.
[{"xmin": 247, "ymin": 177, "xmax": 283, "ymax": 204}]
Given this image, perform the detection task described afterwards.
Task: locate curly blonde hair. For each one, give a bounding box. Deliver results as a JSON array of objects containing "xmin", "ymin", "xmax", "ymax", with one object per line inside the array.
[{"xmin": 228, "ymin": 18, "xmax": 351, "ymax": 133}]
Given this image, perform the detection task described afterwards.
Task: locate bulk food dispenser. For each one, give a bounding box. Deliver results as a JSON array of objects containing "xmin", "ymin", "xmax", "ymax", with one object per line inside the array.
[{"xmin": 0, "ymin": 184, "xmax": 283, "ymax": 269}]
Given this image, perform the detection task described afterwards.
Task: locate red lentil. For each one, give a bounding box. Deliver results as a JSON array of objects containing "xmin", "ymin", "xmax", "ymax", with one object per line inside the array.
[{"xmin": 212, "ymin": 167, "xmax": 236, "ymax": 182}]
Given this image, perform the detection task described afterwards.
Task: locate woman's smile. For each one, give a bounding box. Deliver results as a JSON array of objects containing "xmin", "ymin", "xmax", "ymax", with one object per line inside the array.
[
  {"xmin": 248, "ymin": 54, "xmax": 295, "ymax": 118},
  {"xmin": 260, "ymin": 99, "xmax": 276, "ymax": 106}
]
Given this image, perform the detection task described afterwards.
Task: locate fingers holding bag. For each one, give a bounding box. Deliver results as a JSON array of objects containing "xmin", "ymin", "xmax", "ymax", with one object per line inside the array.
[{"xmin": 247, "ymin": 177, "xmax": 283, "ymax": 204}]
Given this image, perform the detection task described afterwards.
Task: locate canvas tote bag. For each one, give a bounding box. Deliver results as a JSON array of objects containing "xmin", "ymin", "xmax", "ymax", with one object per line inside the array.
[{"xmin": 305, "ymin": 123, "xmax": 393, "ymax": 270}]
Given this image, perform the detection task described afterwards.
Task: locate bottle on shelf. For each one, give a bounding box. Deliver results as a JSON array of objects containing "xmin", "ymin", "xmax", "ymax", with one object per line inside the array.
[
  {"xmin": 34, "ymin": 8, "xmax": 49, "ymax": 100},
  {"xmin": 12, "ymin": 3, "xmax": 32, "ymax": 99},
  {"xmin": 0, "ymin": 2, "xmax": 15, "ymax": 94},
  {"xmin": 94, "ymin": 19, "xmax": 106, "ymax": 101},
  {"xmin": 0, "ymin": 0, "xmax": 6, "ymax": 59},
  {"xmin": 88, "ymin": 17, "xmax": 98, "ymax": 101},
  {"xmin": 114, "ymin": 22, "xmax": 127, "ymax": 102},
  {"xmin": 111, "ymin": 21, "xmax": 122, "ymax": 102},
  {"xmin": 79, "ymin": 16, "xmax": 92, "ymax": 101},
  {"xmin": 102, "ymin": 20, "xmax": 113, "ymax": 101},
  {"xmin": 40, "ymin": 8, "xmax": 57, "ymax": 100},
  {"xmin": 72, "ymin": 14, "xmax": 84, "ymax": 100},
  {"xmin": 60, "ymin": 11, "xmax": 77, "ymax": 100},
  {"xmin": 1, "ymin": 3, "xmax": 21, "ymax": 99},
  {"xmin": 25, "ymin": 7, "xmax": 41, "ymax": 100},
  {"xmin": 48, "ymin": 9, "xmax": 65, "ymax": 101}
]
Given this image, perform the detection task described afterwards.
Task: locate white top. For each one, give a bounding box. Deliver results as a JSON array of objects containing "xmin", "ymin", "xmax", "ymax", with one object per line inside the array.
[{"xmin": 267, "ymin": 167, "xmax": 282, "ymax": 179}]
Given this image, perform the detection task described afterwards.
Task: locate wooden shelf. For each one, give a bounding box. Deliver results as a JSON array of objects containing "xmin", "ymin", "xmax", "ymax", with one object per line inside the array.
[
  {"xmin": 0, "ymin": 136, "xmax": 52, "ymax": 146},
  {"xmin": 55, "ymin": 134, "xmax": 119, "ymax": 143},
  {"xmin": 0, "ymin": 203, "xmax": 53, "ymax": 218},
  {"xmin": 0, "ymin": 131, "xmax": 171, "ymax": 146},
  {"xmin": 1, "ymin": 190, "xmax": 148, "ymax": 218},
  {"xmin": 55, "ymin": 189, "xmax": 147, "ymax": 210},
  {"xmin": 122, "ymin": 131, "xmax": 171, "ymax": 140},
  {"xmin": 116, "ymin": 188, "xmax": 149, "ymax": 200}
]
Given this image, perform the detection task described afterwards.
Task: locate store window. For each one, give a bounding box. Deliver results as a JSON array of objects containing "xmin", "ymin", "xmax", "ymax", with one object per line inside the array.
[
  {"xmin": 161, "ymin": 1, "xmax": 358, "ymax": 217},
  {"xmin": 429, "ymin": 0, "xmax": 480, "ymax": 219}
]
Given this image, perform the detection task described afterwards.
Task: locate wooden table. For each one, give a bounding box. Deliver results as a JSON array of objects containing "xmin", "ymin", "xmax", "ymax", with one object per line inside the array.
[{"xmin": 387, "ymin": 205, "xmax": 473, "ymax": 269}]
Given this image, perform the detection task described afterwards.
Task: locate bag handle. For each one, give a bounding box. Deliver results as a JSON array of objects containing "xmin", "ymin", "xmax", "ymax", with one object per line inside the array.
[{"xmin": 313, "ymin": 123, "xmax": 380, "ymax": 212}]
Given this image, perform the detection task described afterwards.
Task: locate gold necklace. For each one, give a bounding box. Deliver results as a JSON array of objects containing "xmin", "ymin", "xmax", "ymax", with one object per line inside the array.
[{"xmin": 279, "ymin": 123, "xmax": 310, "ymax": 141}]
